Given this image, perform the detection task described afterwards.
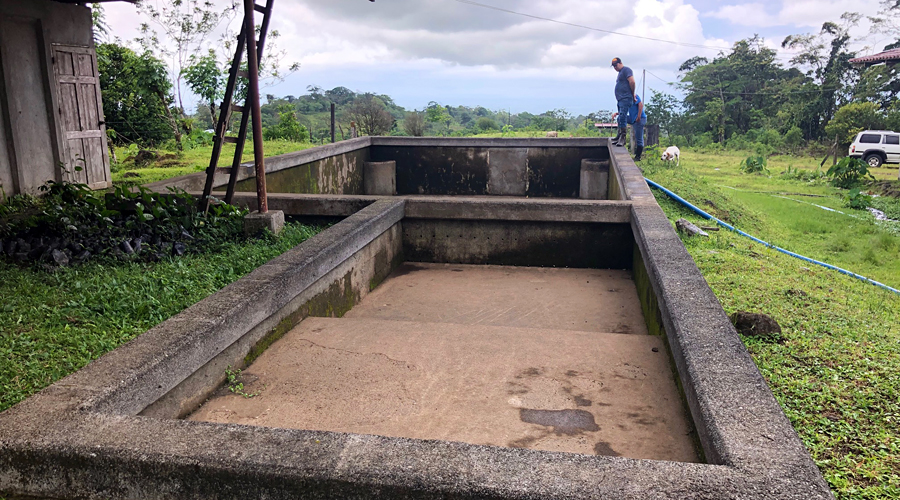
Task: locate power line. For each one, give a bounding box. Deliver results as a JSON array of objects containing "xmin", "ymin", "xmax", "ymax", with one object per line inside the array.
[{"xmin": 451, "ymin": 0, "xmax": 732, "ymax": 51}]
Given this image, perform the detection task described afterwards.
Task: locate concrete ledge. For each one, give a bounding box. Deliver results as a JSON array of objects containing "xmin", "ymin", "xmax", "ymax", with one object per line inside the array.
[
  {"xmin": 628, "ymin": 203, "xmax": 831, "ymax": 495},
  {"xmin": 371, "ymin": 136, "xmax": 608, "ymax": 148},
  {"xmin": 404, "ymin": 196, "xmax": 631, "ymax": 223}
]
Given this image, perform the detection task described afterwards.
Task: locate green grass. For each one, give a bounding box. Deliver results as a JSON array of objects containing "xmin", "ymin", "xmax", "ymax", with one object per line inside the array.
[
  {"xmin": 0, "ymin": 223, "xmax": 319, "ymax": 413},
  {"xmin": 110, "ymin": 139, "xmax": 316, "ymax": 186},
  {"xmin": 645, "ymin": 150, "xmax": 900, "ymax": 499},
  {"xmin": 644, "ymin": 149, "xmax": 900, "ymax": 288}
]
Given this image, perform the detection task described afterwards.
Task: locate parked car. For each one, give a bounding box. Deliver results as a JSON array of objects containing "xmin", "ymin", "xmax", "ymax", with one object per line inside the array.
[{"xmin": 848, "ymin": 130, "xmax": 900, "ymax": 168}]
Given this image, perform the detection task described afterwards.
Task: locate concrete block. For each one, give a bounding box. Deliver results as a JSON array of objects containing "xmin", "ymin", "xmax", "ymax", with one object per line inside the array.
[
  {"xmin": 579, "ymin": 159, "xmax": 609, "ymax": 200},
  {"xmin": 487, "ymin": 148, "xmax": 527, "ymax": 195},
  {"xmin": 243, "ymin": 210, "xmax": 285, "ymax": 237},
  {"xmin": 364, "ymin": 161, "xmax": 396, "ymax": 195}
]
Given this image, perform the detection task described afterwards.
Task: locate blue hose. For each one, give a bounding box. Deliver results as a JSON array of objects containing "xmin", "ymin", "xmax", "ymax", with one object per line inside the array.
[{"xmin": 644, "ymin": 177, "xmax": 900, "ymax": 296}]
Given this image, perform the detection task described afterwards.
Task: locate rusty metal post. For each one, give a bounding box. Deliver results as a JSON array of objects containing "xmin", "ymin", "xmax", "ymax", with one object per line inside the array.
[{"xmin": 244, "ymin": 0, "xmax": 268, "ymax": 213}]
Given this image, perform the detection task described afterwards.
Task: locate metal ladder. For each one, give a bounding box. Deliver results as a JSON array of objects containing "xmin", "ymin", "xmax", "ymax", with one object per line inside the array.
[{"xmin": 199, "ymin": 0, "xmax": 275, "ymax": 210}]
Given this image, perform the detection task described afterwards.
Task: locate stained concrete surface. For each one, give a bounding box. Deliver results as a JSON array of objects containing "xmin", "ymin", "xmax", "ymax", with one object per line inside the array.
[
  {"xmin": 347, "ymin": 263, "xmax": 647, "ymax": 334},
  {"xmin": 191, "ymin": 264, "xmax": 695, "ymax": 461}
]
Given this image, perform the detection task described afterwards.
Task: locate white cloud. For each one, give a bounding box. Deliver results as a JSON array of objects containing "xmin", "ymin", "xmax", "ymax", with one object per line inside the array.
[{"xmin": 708, "ymin": 0, "xmax": 885, "ymax": 29}]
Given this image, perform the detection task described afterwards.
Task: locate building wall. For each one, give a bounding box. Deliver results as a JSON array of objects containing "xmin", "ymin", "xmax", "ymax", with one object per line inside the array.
[{"xmin": 0, "ymin": 0, "xmax": 99, "ymax": 196}]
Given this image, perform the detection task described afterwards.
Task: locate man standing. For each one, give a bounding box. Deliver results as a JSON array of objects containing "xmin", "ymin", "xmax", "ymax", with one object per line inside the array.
[
  {"xmin": 611, "ymin": 57, "xmax": 635, "ymax": 147},
  {"xmin": 611, "ymin": 94, "xmax": 647, "ymax": 160}
]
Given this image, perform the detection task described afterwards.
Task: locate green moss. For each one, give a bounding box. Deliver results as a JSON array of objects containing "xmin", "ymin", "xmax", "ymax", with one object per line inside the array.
[{"xmin": 633, "ymin": 244, "xmax": 666, "ymax": 338}]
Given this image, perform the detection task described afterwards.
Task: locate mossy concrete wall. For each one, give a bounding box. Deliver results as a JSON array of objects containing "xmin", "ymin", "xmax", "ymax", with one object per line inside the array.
[
  {"xmin": 370, "ymin": 144, "xmax": 608, "ymax": 197},
  {"xmin": 404, "ymin": 219, "xmax": 633, "ymax": 269},
  {"xmin": 234, "ymin": 149, "xmax": 367, "ymax": 195}
]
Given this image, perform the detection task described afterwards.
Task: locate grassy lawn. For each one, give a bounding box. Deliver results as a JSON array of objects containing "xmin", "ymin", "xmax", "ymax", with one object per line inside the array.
[
  {"xmin": 0, "ymin": 224, "xmax": 319, "ymax": 413},
  {"xmin": 110, "ymin": 139, "xmax": 316, "ymax": 186},
  {"xmin": 643, "ymin": 150, "xmax": 900, "ymax": 499}
]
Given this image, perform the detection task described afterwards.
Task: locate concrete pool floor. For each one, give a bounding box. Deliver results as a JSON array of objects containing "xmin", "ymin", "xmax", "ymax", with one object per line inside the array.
[{"xmin": 189, "ymin": 263, "xmax": 699, "ymax": 462}]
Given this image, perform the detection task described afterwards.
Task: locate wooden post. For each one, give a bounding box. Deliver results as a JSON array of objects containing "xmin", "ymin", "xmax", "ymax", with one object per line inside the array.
[
  {"xmin": 243, "ymin": 0, "xmax": 267, "ymax": 213},
  {"xmin": 833, "ymin": 134, "xmax": 839, "ymax": 167},
  {"xmin": 646, "ymin": 124, "xmax": 660, "ymax": 147},
  {"xmin": 330, "ymin": 103, "xmax": 336, "ymax": 143}
]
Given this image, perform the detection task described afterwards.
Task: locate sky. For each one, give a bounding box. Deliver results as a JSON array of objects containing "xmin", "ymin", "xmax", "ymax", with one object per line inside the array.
[{"xmin": 103, "ymin": 0, "xmax": 892, "ymax": 116}]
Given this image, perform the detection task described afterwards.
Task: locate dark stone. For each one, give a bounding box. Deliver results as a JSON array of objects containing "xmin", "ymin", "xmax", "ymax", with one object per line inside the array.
[
  {"xmin": 28, "ymin": 246, "xmax": 46, "ymax": 261},
  {"xmin": 131, "ymin": 238, "xmax": 143, "ymax": 253},
  {"xmin": 730, "ymin": 311, "xmax": 782, "ymax": 340},
  {"xmin": 180, "ymin": 230, "xmax": 194, "ymax": 241},
  {"xmin": 73, "ymin": 250, "xmax": 91, "ymax": 263},
  {"xmin": 4, "ymin": 239, "xmax": 15, "ymax": 256},
  {"xmin": 48, "ymin": 237, "xmax": 61, "ymax": 250},
  {"xmin": 51, "ymin": 249, "xmax": 70, "ymax": 267},
  {"xmin": 120, "ymin": 241, "xmax": 135, "ymax": 255},
  {"xmin": 15, "ymin": 239, "xmax": 30, "ymax": 254},
  {"xmin": 0, "ymin": 240, "xmax": 4, "ymax": 255},
  {"xmin": 172, "ymin": 242, "xmax": 186, "ymax": 256},
  {"xmin": 14, "ymin": 252, "xmax": 28, "ymax": 261}
]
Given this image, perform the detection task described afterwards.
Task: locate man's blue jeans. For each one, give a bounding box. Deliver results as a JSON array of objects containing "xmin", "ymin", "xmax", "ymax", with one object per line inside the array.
[
  {"xmin": 632, "ymin": 119, "xmax": 644, "ymax": 147},
  {"xmin": 616, "ymin": 97, "xmax": 631, "ymax": 129}
]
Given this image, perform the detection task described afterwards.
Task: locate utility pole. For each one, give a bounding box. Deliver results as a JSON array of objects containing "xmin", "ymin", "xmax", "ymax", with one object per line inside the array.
[{"xmin": 642, "ymin": 69, "xmax": 646, "ymax": 101}]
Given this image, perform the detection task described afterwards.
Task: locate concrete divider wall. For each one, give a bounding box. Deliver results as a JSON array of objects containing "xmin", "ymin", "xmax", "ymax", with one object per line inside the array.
[{"xmin": 151, "ymin": 137, "xmax": 614, "ymax": 199}]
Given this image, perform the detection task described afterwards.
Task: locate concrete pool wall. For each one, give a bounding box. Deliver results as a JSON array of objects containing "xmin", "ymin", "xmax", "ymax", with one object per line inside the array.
[{"xmin": 0, "ymin": 138, "xmax": 834, "ymax": 499}]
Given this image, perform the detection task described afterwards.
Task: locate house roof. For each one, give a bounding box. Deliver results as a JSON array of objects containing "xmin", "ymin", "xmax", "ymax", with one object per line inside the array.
[{"xmin": 849, "ymin": 48, "xmax": 900, "ymax": 67}]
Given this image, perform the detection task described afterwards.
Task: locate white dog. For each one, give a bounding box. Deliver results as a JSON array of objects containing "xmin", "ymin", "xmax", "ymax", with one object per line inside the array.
[{"xmin": 661, "ymin": 146, "xmax": 680, "ymax": 166}]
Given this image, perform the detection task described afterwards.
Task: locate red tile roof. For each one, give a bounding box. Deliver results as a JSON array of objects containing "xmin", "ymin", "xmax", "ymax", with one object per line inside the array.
[{"xmin": 849, "ymin": 48, "xmax": 900, "ymax": 66}]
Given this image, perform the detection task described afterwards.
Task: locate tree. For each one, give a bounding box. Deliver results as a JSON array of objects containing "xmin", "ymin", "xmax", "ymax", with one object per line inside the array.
[
  {"xmin": 644, "ymin": 90, "xmax": 680, "ymax": 136},
  {"xmin": 263, "ymin": 104, "xmax": 309, "ymax": 142},
  {"xmin": 183, "ymin": 49, "xmax": 223, "ymax": 124},
  {"xmin": 136, "ymin": 0, "xmax": 231, "ymax": 113},
  {"xmin": 346, "ymin": 94, "xmax": 394, "ymax": 136},
  {"xmin": 825, "ymin": 102, "xmax": 885, "ymax": 145},
  {"xmin": 425, "ymin": 102, "xmax": 451, "ymax": 135},
  {"xmin": 96, "ymin": 43, "xmax": 175, "ymax": 146},
  {"xmin": 91, "ymin": 4, "xmax": 109, "ymax": 43},
  {"xmin": 476, "ymin": 117, "xmax": 498, "ymax": 131},
  {"xmin": 782, "ymin": 13, "xmax": 861, "ymax": 138},
  {"xmin": 404, "ymin": 110, "xmax": 426, "ymax": 137}
]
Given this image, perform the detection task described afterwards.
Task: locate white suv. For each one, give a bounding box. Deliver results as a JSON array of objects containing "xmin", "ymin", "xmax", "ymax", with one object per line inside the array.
[{"xmin": 849, "ymin": 130, "xmax": 900, "ymax": 168}]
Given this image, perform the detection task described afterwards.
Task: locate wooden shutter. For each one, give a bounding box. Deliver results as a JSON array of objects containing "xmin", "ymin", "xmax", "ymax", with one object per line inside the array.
[{"xmin": 52, "ymin": 44, "xmax": 110, "ymax": 189}]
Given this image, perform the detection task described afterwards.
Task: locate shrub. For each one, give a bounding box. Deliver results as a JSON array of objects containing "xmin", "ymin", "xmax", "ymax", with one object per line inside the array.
[
  {"xmin": 783, "ymin": 126, "xmax": 804, "ymax": 153},
  {"xmin": 740, "ymin": 155, "xmax": 769, "ymax": 175},
  {"xmin": 843, "ymin": 188, "xmax": 872, "ymax": 210},
  {"xmin": 263, "ymin": 104, "xmax": 309, "ymax": 142},
  {"xmin": 476, "ymin": 117, "xmax": 498, "ymax": 131},
  {"xmin": 827, "ymin": 157, "xmax": 874, "ymax": 189},
  {"xmin": 0, "ymin": 179, "xmax": 247, "ymax": 267}
]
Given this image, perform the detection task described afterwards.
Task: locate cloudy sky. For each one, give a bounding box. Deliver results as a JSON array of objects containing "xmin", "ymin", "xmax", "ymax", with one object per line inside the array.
[{"xmin": 104, "ymin": 0, "xmax": 890, "ymax": 115}]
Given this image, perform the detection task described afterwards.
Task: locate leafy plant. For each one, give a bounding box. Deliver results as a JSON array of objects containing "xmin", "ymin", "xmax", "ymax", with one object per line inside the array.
[
  {"xmin": 225, "ymin": 366, "xmax": 259, "ymax": 398},
  {"xmin": 827, "ymin": 157, "xmax": 875, "ymax": 189},
  {"xmin": 1, "ymin": 178, "xmax": 248, "ymax": 266},
  {"xmin": 843, "ymin": 188, "xmax": 872, "ymax": 210},
  {"xmin": 740, "ymin": 155, "xmax": 769, "ymax": 175}
]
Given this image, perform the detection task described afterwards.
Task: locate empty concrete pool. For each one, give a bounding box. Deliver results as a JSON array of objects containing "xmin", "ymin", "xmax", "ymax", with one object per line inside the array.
[
  {"xmin": 0, "ymin": 138, "xmax": 833, "ymax": 499},
  {"xmin": 190, "ymin": 263, "xmax": 698, "ymax": 462}
]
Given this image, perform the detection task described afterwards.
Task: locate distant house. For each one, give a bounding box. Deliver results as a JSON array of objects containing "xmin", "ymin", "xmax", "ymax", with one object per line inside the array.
[
  {"xmin": 849, "ymin": 48, "xmax": 900, "ymax": 69},
  {"xmin": 0, "ymin": 0, "xmax": 132, "ymax": 196}
]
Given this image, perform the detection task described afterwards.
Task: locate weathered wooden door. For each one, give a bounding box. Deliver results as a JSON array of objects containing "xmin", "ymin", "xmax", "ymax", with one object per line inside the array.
[{"xmin": 52, "ymin": 44, "xmax": 110, "ymax": 189}]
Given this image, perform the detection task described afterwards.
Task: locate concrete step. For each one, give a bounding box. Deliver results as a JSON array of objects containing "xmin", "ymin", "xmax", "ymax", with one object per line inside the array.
[
  {"xmin": 345, "ymin": 263, "xmax": 649, "ymax": 335},
  {"xmin": 190, "ymin": 317, "xmax": 697, "ymax": 462}
]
